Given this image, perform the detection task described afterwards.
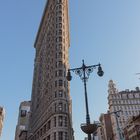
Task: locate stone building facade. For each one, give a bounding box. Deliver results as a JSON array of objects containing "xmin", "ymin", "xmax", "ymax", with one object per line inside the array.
[
  {"xmin": 97, "ymin": 113, "xmax": 113, "ymax": 140},
  {"xmin": 108, "ymin": 80, "xmax": 140, "ymax": 140},
  {"xmin": 123, "ymin": 114, "xmax": 140, "ymax": 140},
  {"xmin": 15, "ymin": 101, "xmax": 30, "ymax": 140},
  {"xmin": 28, "ymin": 0, "xmax": 73, "ymax": 140},
  {"xmin": 0, "ymin": 107, "xmax": 5, "ymax": 137},
  {"xmin": 19, "ymin": 131, "xmax": 28, "ymax": 140}
]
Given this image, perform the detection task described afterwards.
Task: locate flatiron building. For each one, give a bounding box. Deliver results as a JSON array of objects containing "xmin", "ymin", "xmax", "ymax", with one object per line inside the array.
[{"xmin": 28, "ymin": 0, "xmax": 73, "ymax": 140}]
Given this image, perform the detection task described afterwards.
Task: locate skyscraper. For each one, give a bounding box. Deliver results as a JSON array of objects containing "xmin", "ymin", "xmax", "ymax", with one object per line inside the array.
[
  {"xmin": 108, "ymin": 80, "xmax": 140, "ymax": 140},
  {"xmin": 28, "ymin": 0, "xmax": 73, "ymax": 140}
]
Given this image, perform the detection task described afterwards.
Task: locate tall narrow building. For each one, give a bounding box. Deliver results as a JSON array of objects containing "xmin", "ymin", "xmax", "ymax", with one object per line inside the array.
[
  {"xmin": 0, "ymin": 107, "xmax": 5, "ymax": 137},
  {"xmin": 15, "ymin": 101, "xmax": 31, "ymax": 140},
  {"xmin": 28, "ymin": 0, "xmax": 73, "ymax": 140}
]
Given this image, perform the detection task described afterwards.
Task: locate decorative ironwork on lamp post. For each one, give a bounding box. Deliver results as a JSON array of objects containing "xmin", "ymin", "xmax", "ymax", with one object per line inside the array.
[{"xmin": 66, "ymin": 60, "xmax": 104, "ymax": 140}]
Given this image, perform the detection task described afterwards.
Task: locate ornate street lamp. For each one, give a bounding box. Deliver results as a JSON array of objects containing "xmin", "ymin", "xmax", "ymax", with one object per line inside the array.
[
  {"xmin": 109, "ymin": 110, "xmax": 125, "ymax": 140},
  {"xmin": 66, "ymin": 60, "xmax": 104, "ymax": 140}
]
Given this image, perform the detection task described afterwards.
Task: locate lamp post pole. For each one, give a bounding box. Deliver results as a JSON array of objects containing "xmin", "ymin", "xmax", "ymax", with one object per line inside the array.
[
  {"xmin": 109, "ymin": 110, "xmax": 125, "ymax": 140},
  {"xmin": 66, "ymin": 60, "xmax": 104, "ymax": 140},
  {"xmin": 83, "ymin": 61, "xmax": 90, "ymax": 125}
]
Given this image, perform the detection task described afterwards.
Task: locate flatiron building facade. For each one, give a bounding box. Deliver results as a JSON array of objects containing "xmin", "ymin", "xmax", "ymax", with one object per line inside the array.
[{"xmin": 28, "ymin": 0, "xmax": 73, "ymax": 140}]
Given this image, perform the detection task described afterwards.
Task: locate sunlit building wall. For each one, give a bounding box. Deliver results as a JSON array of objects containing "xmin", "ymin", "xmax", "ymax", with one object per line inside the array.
[
  {"xmin": 15, "ymin": 101, "xmax": 30, "ymax": 140},
  {"xmin": 0, "ymin": 107, "xmax": 5, "ymax": 137},
  {"xmin": 108, "ymin": 80, "xmax": 140, "ymax": 140},
  {"xmin": 123, "ymin": 114, "xmax": 140, "ymax": 140}
]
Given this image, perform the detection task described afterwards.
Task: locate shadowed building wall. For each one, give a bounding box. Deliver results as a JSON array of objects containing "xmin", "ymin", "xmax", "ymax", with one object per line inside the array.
[{"xmin": 98, "ymin": 113, "xmax": 113, "ymax": 140}]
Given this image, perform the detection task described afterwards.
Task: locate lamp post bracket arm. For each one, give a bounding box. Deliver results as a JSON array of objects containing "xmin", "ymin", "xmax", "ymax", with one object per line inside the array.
[
  {"xmin": 69, "ymin": 63, "xmax": 100, "ymax": 71},
  {"xmin": 69, "ymin": 67, "xmax": 83, "ymax": 71}
]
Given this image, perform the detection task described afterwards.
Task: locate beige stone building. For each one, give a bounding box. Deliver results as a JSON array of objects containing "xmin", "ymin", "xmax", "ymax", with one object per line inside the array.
[
  {"xmin": 15, "ymin": 101, "xmax": 30, "ymax": 140},
  {"xmin": 27, "ymin": 0, "xmax": 73, "ymax": 140},
  {"xmin": 0, "ymin": 107, "xmax": 5, "ymax": 137},
  {"xmin": 108, "ymin": 80, "xmax": 140, "ymax": 140},
  {"xmin": 123, "ymin": 114, "xmax": 140, "ymax": 140}
]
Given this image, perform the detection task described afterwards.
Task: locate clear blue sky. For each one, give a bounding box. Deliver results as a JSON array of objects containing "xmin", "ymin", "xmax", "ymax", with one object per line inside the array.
[{"xmin": 0, "ymin": 0, "xmax": 140, "ymax": 140}]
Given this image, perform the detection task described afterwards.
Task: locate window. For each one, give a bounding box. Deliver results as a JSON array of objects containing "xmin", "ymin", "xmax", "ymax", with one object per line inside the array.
[
  {"xmin": 59, "ymin": 29, "xmax": 62, "ymax": 35},
  {"xmin": 59, "ymin": 90, "xmax": 63, "ymax": 97},
  {"xmin": 37, "ymin": 131, "xmax": 39, "ymax": 139},
  {"xmin": 56, "ymin": 23, "xmax": 58, "ymax": 28},
  {"xmin": 21, "ymin": 110, "xmax": 27, "ymax": 117},
  {"xmin": 57, "ymin": 61, "xmax": 62, "ymax": 67},
  {"xmin": 58, "ymin": 102, "xmax": 63, "ymax": 111},
  {"xmin": 56, "ymin": 30, "xmax": 58, "ymax": 35},
  {"xmin": 59, "ymin": 17, "xmax": 62, "ymax": 21},
  {"xmin": 47, "ymin": 120, "xmax": 51, "ymax": 130},
  {"xmin": 63, "ymin": 92, "xmax": 66, "ymax": 98},
  {"xmin": 59, "ymin": 44, "xmax": 62, "ymax": 49},
  {"xmin": 59, "ymin": 80, "xmax": 63, "ymax": 86},
  {"xmin": 64, "ymin": 104, "xmax": 67, "ymax": 112},
  {"xmin": 55, "ymin": 71, "xmax": 57, "ymax": 77},
  {"xmin": 34, "ymin": 135, "xmax": 36, "ymax": 140},
  {"xmin": 58, "ymin": 132, "xmax": 63, "ymax": 140},
  {"xmin": 59, "ymin": 23, "xmax": 62, "ymax": 28},
  {"xmin": 55, "ymin": 81, "xmax": 57, "ymax": 87},
  {"xmin": 40, "ymin": 128, "xmax": 42, "ymax": 137},
  {"xmin": 59, "ymin": 37, "xmax": 62, "ymax": 42},
  {"xmin": 54, "ymin": 117, "xmax": 56, "ymax": 127},
  {"xmin": 64, "ymin": 81, "xmax": 66, "ymax": 87},
  {"xmin": 58, "ymin": 52, "xmax": 62, "ymax": 58},
  {"xmin": 56, "ymin": 37, "xmax": 59, "ymax": 42},
  {"xmin": 59, "ymin": 5, "xmax": 62, "ymax": 9},
  {"xmin": 55, "ymin": 53, "xmax": 57, "ymax": 59},
  {"xmin": 55, "ymin": 91, "xmax": 57, "ymax": 98},
  {"xmin": 54, "ymin": 132, "xmax": 56, "ymax": 140},
  {"xmin": 54, "ymin": 103, "xmax": 57, "ymax": 112},
  {"xmin": 64, "ymin": 117, "xmax": 67, "ymax": 127},
  {"xmin": 58, "ymin": 116, "xmax": 63, "ymax": 126},
  {"xmin": 58, "ymin": 70, "xmax": 63, "ymax": 76},
  {"xmin": 47, "ymin": 135, "xmax": 50, "ymax": 140},
  {"xmin": 59, "ymin": 11, "xmax": 62, "ymax": 15},
  {"xmin": 65, "ymin": 132, "xmax": 68, "ymax": 140},
  {"xmin": 55, "ymin": 62, "xmax": 57, "ymax": 68},
  {"xmin": 43, "ymin": 124, "xmax": 46, "ymax": 134}
]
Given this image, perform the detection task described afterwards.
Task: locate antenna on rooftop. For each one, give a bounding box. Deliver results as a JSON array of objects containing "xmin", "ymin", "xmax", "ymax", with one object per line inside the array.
[
  {"xmin": 136, "ymin": 73, "xmax": 140, "ymax": 75},
  {"xmin": 135, "ymin": 73, "xmax": 140, "ymax": 79}
]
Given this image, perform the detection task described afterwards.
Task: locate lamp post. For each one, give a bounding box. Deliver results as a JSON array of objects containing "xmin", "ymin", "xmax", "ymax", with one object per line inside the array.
[
  {"xmin": 66, "ymin": 60, "xmax": 104, "ymax": 140},
  {"xmin": 109, "ymin": 110, "xmax": 125, "ymax": 140}
]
